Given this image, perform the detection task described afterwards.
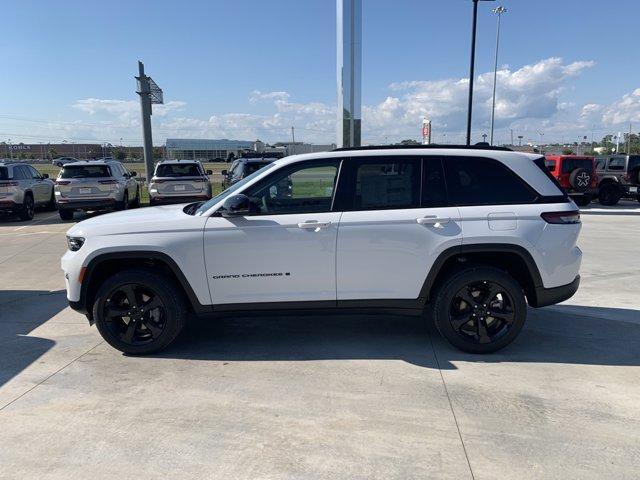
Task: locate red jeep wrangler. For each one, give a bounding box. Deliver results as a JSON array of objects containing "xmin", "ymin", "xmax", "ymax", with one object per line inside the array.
[{"xmin": 544, "ymin": 155, "xmax": 597, "ymax": 206}]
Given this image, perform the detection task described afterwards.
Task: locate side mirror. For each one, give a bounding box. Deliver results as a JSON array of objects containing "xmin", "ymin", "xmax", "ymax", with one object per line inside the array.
[
  {"xmin": 206, "ymin": 169, "xmax": 213, "ymax": 175},
  {"xmin": 221, "ymin": 170, "xmax": 228, "ymax": 176},
  {"xmin": 221, "ymin": 194, "xmax": 251, "ymax": 217},
  {"xmin": 130, "ymin": 171, "xmax": 137, "ymax": 177},
  {"xmin": 42, "ymin": 173, "xmax": 49, "ymax": 179}
]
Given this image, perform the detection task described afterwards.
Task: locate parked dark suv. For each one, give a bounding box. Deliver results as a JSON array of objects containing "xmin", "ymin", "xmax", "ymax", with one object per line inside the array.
[
  {"xmin": 595, "ymin": 155, "xmax": 640, "ymax": 205},
  {"xmin": 544, "ymin": 155, "xmax": 597, "ymax": 206},
  {"xmin": 221, "ymin": 158, "xmax": 276, "ymax": 189}
]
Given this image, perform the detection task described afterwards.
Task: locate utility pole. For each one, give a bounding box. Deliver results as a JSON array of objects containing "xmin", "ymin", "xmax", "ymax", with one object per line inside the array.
[
  {"xmin": 490, "ymin": 6, "xmax": 506, "ymax": 145},
  {"xmin": 510, "ymin": 129, "xmax": 514, "ymax": 146},
  {"xmin": 136, "ymin": 61, "xmax": 163, "ymax": 185},
  {"xmin": 627, "ymin": 122, "xmax": 632, "ymax": 154},
  {"xmin": 291, "ymin": 126, "xmax": 296, "ymax": 155}
]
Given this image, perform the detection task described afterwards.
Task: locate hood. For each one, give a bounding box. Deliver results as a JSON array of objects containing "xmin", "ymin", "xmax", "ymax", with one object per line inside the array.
[{"xmin": 66, "ymin": 204, "xmax": 199, "ymax": 237}]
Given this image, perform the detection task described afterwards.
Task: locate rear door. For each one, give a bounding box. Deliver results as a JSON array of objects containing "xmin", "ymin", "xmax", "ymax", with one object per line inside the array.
[
  {"xmin": 335, "ymin": 156, "xmax": 462, "ymax": 302},
  {"xmin": 27, "ymin": 165, "xmax": 49, "ymax": 203}
]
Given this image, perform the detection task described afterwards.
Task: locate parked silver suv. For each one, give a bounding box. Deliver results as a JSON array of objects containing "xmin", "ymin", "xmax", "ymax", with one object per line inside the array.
[
  {"xmin": 0, "ymin": 162, "xmax": 56, "ymax": 220},
  {"xmin": 54, "ymin": 160, "xmax": 140, "ymax": 220},
  {"xmin": 148, "ymin": 160, "xmax": 212, "ymax": 205}
]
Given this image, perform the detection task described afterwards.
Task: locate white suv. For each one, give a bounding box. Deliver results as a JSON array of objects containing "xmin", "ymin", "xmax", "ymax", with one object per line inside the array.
[{"xmin": 61, "ymin": 146, "xmax": 582, "ymax": 355}]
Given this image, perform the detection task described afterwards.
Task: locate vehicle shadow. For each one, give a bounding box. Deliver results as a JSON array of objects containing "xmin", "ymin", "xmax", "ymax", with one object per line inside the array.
[
  {"xmin": 0, "ymin": 290, "xmax": 68, "ymax": 388},
  {"xmin": 155, "ymin": 304, "xmax": 640, "ymax": 370}
]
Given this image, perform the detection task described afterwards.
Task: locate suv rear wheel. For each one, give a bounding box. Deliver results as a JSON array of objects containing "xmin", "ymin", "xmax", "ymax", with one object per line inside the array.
[
  {"xmin": 598, "ymin": 183, "xmax": 621, "ymax": 206},
  {"xmin": 17, "ymin": 194, "xmax": 35, "ymax": 221},
  {"xmin": 573, "ymin": 194, "xmax": 592, "ymax": 207},
  {"xmin": 59, "ymin": 208, "xmax": 74, "ymax": 220},
  {"xmin": 431, "ymin": 267, "xmax": 527, "ymax": 354},
  {"xmin": 119, "ymin": 191, "xmax": 129, "ymax": 211},
  {"xmin": 92, "ymin": 269, "xmax": 187, "ymax": 355},
  {"xmin": 131, "ymin": 187, "xmax": 141, "ymax": 208}
]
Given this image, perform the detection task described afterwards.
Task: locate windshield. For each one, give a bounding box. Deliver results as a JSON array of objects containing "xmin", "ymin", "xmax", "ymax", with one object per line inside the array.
[
  {"xmin": 59, "ymin": 165, "xmax": 111, "ymax": 178},
  {"xmin": 194, "ymin": 163, "xmax": 275, "ymax": 215},
  {"xmin": 0, "ymin": 167, "xmax": 8, "ymax": 180},
  {"xmin": 155, "ymin": 163, "xmax": 201, "ymax": 177}
]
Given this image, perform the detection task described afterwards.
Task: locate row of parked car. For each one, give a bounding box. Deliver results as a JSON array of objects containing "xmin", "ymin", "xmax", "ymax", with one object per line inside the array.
[
  {"xmin": 545, "ymin": 154, "xmax": 640, "ymax": 206},
  {"xmin": 2, "ymin": 153, "xmax": 639, "ymax": 222}
]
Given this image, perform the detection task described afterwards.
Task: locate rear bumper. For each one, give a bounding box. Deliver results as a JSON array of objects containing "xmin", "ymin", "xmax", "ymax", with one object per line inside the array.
[
  {"xmin": 56, "ymin": 198, "xmax": 117, "ymax": 210},
  {"xmin": 149, "ymin": 195, "xmax": 210, "ymax": 205},
  {"xmin": 0, "ymin": 199, "xmax": 19, "ymax": 210},
  {"xmin": 531, "ymin": 275, "xmax": 580, "ymax": 308}
]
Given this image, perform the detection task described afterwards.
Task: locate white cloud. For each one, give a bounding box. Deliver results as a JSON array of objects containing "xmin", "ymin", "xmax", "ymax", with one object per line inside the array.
[
  {"xmin": 72, "ymin": 98, "xmax": 186, "ymax": 119},
  {"xmin": 249, "ymin": 90, "xmax": 290, "ymax": 102}
]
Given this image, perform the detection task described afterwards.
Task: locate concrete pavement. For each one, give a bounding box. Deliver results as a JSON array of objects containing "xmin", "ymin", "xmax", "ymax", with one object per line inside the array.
[{"xmin": 0, "ymin": 206, "xmax": 639, "ymax": 479}]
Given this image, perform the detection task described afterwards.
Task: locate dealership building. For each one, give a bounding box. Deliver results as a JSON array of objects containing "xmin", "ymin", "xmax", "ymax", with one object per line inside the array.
[{"xmin": 165, "ymin": 139, "xmax": 254, "ymax": 161}]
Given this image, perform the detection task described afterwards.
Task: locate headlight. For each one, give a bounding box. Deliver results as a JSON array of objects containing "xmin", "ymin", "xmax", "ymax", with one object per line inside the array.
[{"xmin": 66, "ymin": 236, "xmax": 85, "ymax": 251}]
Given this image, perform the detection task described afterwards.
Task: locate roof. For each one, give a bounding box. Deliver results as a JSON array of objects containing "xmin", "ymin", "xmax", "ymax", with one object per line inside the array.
[
  {"xmin": 334, "ymin": 144, "xmax": 513, "ymax": 152},
  {"xmin": 157, "ymin": 159, "xmax": 201, "ymax": 164},
  {"xmin": 63, "ymin": 160, "xmax": 113, "ymax": 166}
]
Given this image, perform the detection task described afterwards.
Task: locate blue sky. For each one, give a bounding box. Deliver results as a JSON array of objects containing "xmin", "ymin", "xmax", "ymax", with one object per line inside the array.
[{"xmin": 2, "ymin": 0, "xmax": 640, "ymax": 146}]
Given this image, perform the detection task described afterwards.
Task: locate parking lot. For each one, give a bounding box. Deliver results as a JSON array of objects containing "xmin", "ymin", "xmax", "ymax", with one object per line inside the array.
[{"xmin": 1, "ymin": 203, "xmax": 639, "ymax": 480}]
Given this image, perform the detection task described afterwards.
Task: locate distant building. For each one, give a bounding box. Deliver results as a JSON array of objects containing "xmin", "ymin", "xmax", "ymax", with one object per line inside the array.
[{"xmin": 165, "ymin": 139, "xmax": 254, "ymax": 161}]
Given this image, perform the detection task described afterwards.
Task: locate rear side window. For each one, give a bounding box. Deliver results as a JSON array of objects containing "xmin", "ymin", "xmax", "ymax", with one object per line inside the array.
[
  {"xmin": 561, "ymin": 158, "xmax": 592, "ymax": 173},
  {"xmin": 245, "ymin": 163, "xmax": 269, "ymax": 175},
  {"xmin": 0, "ymin": 167, "xmax": 8, "ymax": 180},
  {"xmin": 545, "ymin": 159, "xmax": 556, "ymax": 171},
  {"xmin": 13, "ymin": 166, "xmax": 28, "ymax": 180},
  {"xmin": 443, "ymin": 156, "xmax": 537, "ymax": 206},
  {"xmin": 60, "ymin": 165, "xmax": 111, "ymax": 178},
  {"xmin": 156, "ymin": 163, "xmax": 201, "ymax": 177},
  {"xmin": 422, "ymin": 158, "xmax": 448, "ymax": 207},
  {"xmin": 353, "ymin": 157, "xmax": 420, "ymax": 210},
  {"xmin": 608, "ymin": 158, "xmax": 625, "ymax": 171}
]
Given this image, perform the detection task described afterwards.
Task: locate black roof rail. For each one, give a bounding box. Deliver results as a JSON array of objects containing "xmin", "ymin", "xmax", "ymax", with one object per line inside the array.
[{"xmin": 333, "ymin": 144, "xmax": 513, "ymax": 152}]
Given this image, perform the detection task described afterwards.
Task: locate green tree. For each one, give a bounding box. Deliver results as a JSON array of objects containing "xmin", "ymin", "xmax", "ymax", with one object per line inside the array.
[
  {"xmin": 562, "ymin": 148, "xmax": 574, "ymax": 155},
  {"xmin": 153, "ymin": 147, "xmax": 164, "ymax": 160},
  {"xmin": 113, "ymin": 148, "xmax": 126, "ymax": 161}
]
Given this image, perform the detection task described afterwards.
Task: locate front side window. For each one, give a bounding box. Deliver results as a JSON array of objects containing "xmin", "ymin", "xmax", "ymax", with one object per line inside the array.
[
  {"xmin": 353, "ymin": 158, "xmax": 420, "ymax": 210},
  {"xmin": 28, "ymin": 166, "xmax": 42, "ymax": 179},
  {"xmin": 595, "ymin": 160, "xmax": 606, "ymax": 170},
  {"xmin": 444, "ymin": 156, "xmax": 537, "ymax": 206},
  {"xmin": 545, "ymin": 159, "xmax": 557, "ymax": 171},
  {"xmin": 244, "ymin": 161, "xmax": 340, "ymax": 215}
]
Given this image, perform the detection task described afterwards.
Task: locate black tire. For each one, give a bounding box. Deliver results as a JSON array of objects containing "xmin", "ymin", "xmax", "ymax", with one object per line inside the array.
[
  {"xmin": 92, "ymin": 268, "xmax": 187, "ymax": 355},
  {"xmin": 17, "ymin": 194, "xmax": 35, "ymax": 221},
  {"xmin": 431, "ymin": 266, "xmax": 527, "ymax": 354},
  {"xmin": 573, "ymin": 194, "xmax": 591, "ymax": 207},
  {"xmin": 59, "ymin": 208, "xmax": 74, "ymax": 221},
  {"xmin": 131, "ymin": 187, "xmax": 141, "ymax": 208},
  {"xmin": 118, "ymin": 191, "xmax": 129, "ymax": 211},
  {"xmin": 45, "ymin": 189, "xmax": 57, "ymax": 211},
  {"xmin": 598, "ymin": 183, "xmax": 621, "ymax": 206}
]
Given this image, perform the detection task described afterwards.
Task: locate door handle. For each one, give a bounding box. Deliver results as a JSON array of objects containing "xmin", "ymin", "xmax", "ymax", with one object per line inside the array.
[
  {"xmin": 417, "ymin": 216, "xmax": 450, "ymax": 227},
  {"xmin": 298, "ymin": 221, "xmax": 331, "ymax": 231}
]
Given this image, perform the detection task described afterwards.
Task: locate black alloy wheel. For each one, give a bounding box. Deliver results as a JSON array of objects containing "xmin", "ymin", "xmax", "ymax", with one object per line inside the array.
[
  {"xmin": 102, "ymin": 284, "xmax": 167, "ymax": 346},
  {"xmin": 432, "ymin": 267, "xmax": 527, "ymax": 353},
  {"xmin": 449, "ymin": 281, "xmax": 515, "ymax": 345},
  {"xmin": 93, "ymin": 269, "xmax": 187, "ymax": 354}
]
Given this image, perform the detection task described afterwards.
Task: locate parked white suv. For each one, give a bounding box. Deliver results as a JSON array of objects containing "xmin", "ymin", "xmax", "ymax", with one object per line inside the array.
[{"xmin": 61, "ymin": 146, "xmax": 582, "ymax": 355}]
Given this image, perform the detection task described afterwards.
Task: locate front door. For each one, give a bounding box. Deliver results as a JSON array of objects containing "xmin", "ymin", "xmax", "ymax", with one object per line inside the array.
[
  {"xmin": 336, "ymin": 156, "xmax": 462, "ymax": 301},
  {"xmin": 204, "ymin": 160, "xmax": 342, "ymax": 306}
]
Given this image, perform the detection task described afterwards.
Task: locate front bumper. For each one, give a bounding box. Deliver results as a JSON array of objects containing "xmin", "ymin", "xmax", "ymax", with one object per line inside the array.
[{"xmin": 530, "ymin": 275, "xmax": 580, "ymax": 308}]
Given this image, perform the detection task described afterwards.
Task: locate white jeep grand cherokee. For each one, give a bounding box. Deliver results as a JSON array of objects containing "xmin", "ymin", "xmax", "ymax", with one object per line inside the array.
[{"xmin": 62, "ymin": 146, "xmax": 582, "ymax": 355}]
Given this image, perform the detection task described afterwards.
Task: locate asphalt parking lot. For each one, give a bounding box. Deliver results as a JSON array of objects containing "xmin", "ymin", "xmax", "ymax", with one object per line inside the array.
[{"xmin": 1, "ymin": 203, "xmax": 639, "ymax": 480}]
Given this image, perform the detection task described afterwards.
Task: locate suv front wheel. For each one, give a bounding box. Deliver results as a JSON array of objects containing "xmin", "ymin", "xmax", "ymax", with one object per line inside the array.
[
  {"xmin": 431, "ymin": 267, "xmax": 527, "ymax": 354},
  {"xmin": 92, "ymin": 269, "xmax": 187, "ymax": 354}
]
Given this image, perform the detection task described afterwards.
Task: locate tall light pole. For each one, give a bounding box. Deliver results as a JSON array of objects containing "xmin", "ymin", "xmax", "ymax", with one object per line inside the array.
[
  {"xmin": 490, "ymin": 6, "xmax": 506, "ymax": 146},
  {"xmin": 466, "ymin": 0, "xmax": 495, "ymax": 146}
]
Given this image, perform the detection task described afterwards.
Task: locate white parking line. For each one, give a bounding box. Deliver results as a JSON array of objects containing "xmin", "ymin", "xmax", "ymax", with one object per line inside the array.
[{"xmin": 11, "ymin": 213, "xmax": 59, "ymax": 232}]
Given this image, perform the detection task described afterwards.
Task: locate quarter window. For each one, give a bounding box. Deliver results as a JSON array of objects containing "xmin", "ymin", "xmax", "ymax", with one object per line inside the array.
[{"xmin": 443, "ymin": 156, "xmax": 537, "ymax": 205}]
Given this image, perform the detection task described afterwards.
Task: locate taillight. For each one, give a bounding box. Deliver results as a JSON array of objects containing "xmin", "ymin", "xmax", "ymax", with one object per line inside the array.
[
  {"xmin": 622, "ymin": 173, "xmax": 630, "ymax": 182},
  {"xmin": 151, "ymin": 178, "xmax": 165, "ymax": 184},
  {"xmin": 0, "ymin": 181, "xmax": 19, "ymax": 187},
  {"xmin": 98, "ymin": 180, "xmax": 118, "ymax": 185},
  {"xmin": 541, "ymin": 210, "xmax": 581, "ymax": 224},
  {"xmin": 56, "ymin": 180, "xmax": 71, "ymax": 185}
]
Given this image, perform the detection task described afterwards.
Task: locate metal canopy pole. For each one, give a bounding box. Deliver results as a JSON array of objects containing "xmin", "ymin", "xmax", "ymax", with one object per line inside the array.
[{"xmin": 136, "ymin": 61, "xmax": 163, "ymax": 185}]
